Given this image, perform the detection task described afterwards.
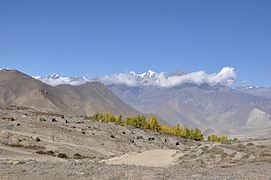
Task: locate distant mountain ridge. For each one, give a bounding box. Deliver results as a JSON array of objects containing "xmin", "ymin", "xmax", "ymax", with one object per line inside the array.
[
  {"xmin": 34, "ymin": 73, "xmax": 91, "ymax": 86},
  {"xmin": 35, "ymin": 67, "xmax": 236, "ymax": 88},
  {"xmin": 237, "ymin": 86, "xmax": 271, "ymax": 99},
  {"xmin": 0, "ymin": 69, "xmax": 139, "ymax": 117},
  {"xmin": 108, "ymin": 83, "xmax": 271, "ymax": 137},
  {"xmin": 18, "ymin": 68, "xmax": 271, "ymax": 137}
]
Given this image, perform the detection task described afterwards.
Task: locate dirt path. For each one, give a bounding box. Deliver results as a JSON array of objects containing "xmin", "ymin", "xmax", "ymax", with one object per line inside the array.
[{"xmin": 101, "ymin": 149, "xmax": 180, "ymax": 167}]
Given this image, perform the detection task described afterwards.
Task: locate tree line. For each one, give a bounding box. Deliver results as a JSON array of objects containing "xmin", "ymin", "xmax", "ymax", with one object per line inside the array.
[{"xmin": 85, "ymin": 112, "xmax": 228, "ymax": 142}]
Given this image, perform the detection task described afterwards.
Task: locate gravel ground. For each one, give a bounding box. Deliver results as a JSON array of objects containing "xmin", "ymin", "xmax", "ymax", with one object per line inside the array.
[{"xmin": 0, "ymin": 106, "xmax": 271, "ymax": 180}]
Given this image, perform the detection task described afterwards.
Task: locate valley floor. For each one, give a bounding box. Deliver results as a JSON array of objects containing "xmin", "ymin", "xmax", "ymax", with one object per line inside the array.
[{"xmin": 0, "ymin": 106, "xmax": 271, "ymax": 180}]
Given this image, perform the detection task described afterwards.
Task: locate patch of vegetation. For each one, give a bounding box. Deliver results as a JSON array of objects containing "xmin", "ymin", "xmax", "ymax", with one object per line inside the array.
[
  {"xmin": 1, "ymin": 115, "xmax": 15, "ymax": 121},
  {"xmin": 36, "ymin": 150, "xmax": 55, "ymax": 156},
  {"xmin": 57, "ymin": 153, "xmax": 68, "ymax": 159},
  {"xmin": 73, "ymin": 153, "xmax": 89, "ymax": 159},
  {"xmin": 246, "ymin": 142, "xmax": 254, "ymax": 146},
  {"xmin": 85, "ymin": 113, "xmax": 204, "ymax": 141},
  {"xmin": 208, "ymin": 134, "xmax": 228, "ymax": 142}
]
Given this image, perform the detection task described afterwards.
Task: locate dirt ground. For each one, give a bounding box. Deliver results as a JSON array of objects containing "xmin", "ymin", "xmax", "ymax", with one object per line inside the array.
[{"xmin": 0, "ymin": 106, "xmax": 271, "ymax": 180}]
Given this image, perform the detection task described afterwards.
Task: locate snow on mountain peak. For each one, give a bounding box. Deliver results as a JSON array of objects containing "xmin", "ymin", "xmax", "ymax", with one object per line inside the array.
[
  {"xmin": 35, "ymin": 74, "xmax": 91, "ymax": 86},
  {"xmin": 139, "ymin": 70, "xmax": 157, "ymax": 78},
  {"xmin": 98, "ymin": 67, "xmax": 236, "ymax": 87},
  {"xmin": 34, "ymin": 67, "xmax": 236, "ymax": 88}
]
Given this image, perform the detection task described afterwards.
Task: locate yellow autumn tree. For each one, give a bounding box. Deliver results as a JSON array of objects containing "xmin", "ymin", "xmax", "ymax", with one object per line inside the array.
[{"xmin": 146, "ymin": 115, "xmax": 160, "ymax": 131}]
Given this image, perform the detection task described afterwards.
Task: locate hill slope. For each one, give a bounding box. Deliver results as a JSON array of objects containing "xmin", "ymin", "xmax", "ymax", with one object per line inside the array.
[
  {"xmin": 108, "ymin": 84, "xmax": 271, "ymax": 136},
  {"xmin": 0, "ymin": 69, "xmax": 139, "ymax": 116}
]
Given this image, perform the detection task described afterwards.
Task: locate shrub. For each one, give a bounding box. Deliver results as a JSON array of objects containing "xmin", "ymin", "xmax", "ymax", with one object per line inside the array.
[
  {"xmin": 1, "ymin": 115, "xmax": 15, "ymax": 121},
  {"xmin": 57, "ymin": 153, "xmax": 68, "ymax": 159},
  {"xmin": 73, "ymin": 153, "xmax": 88, "ymax": 159}
]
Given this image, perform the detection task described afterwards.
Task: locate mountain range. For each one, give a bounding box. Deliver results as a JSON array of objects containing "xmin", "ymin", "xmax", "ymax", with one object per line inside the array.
[
  {"xmin": 35, "ymin": 68, "xmax": 271, "ymax": 137},
  {"xmin": 1, "ymin": 68, "xmax": 271, "ymax": 137},
  {"xmin": 0, "ymin": 69, "xmax": 139, "ymax": 117}
]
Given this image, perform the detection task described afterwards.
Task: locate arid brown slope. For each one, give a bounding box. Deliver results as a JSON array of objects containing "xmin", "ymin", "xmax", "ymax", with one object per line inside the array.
[{"xmin": 0, "ymin": 69, "xmax": 139, "ymax": 116}]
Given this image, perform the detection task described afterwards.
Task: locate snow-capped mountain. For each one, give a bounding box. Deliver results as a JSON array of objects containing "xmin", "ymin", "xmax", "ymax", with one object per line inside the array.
[
  {"xmin": 34, "ymin": 73, "xmax": 91, "ymax": 86},
  {"xmin": 237, "ymin": 85, "xmax": 271, "ymax": 99},
  {"xmin": 34, "ymin": 67, "xmax": 236, "ymax": 87},
  {"xmin": 98, "ymin": 67, "xmax": 236, "ymax": 87}
]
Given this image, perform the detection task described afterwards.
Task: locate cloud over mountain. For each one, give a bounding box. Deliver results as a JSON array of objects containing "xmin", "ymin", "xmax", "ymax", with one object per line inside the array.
[
  {"xmin": 99, "ymin": 67, "xmax": 236, "ymax": 87},
  {"xmin": 35, "ymin": 67, "xmax": 236, "ymax": 87}
]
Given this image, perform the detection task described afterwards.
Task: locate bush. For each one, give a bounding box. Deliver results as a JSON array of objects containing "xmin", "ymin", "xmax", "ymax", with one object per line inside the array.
[
  {"xmin": 57, "ymin": 153, "xmax": 68, "ymax": 159},
  {"xmin": 1, "ymin": 115, "xmax": 15, "ymax": 121},
  {"xmin": 73, "ymin": 153, "xmax": 88, "ymax": 159}
]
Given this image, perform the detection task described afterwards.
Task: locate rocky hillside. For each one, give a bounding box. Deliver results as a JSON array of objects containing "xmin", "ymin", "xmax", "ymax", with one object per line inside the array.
[
  {"xmin": 0, "ymin": 106, "xmax": 271, "ymax": 179},
  {"xmin": 108, "ymin": 84, "xmax": 271, "ymax": 137}
]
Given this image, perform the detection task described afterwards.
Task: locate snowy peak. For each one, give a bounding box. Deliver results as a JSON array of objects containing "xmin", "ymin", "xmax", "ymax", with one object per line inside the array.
[
  {"xmin": 139, "ymin": 70, "xmax": 157, "ymax": 78},
  {"xmin": 128, "ymin": 70, "xmax": 157, "ymax": 78},
  {"xmin": 34, "ymin": 67, "xmax": 236, "ymax": 88},
  {"xmin": 34, "ymin": 74, "xmax": 91, "ymax": 86},
  {"xmin": 99, "ymin": 67, "xmax": 236, "ymax": 87}
]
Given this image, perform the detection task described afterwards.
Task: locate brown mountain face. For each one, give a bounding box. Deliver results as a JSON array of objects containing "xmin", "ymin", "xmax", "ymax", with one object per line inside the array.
[
  {"xmin": 108, "ymin": 84, "xmax": 271, "ymax": 137},
  {"xmin": 0, "ymin": 69, "xmax": 139, "ymax": 117}
]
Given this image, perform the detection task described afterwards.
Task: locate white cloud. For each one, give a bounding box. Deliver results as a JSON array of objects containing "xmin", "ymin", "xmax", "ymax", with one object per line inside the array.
[
  {"xmin": 35, "ymin": 67, "xmax": 236, "ymax": 87},
  {"xmin": 98, "ymin": 67, "xmax": 236, "ymax": 87}
]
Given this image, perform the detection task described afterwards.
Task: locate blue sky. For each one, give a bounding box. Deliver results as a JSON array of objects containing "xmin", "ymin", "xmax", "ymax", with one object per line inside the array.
[{"xmin": 1, "ymin": 0, "xmax": 271, "ymax": 86}]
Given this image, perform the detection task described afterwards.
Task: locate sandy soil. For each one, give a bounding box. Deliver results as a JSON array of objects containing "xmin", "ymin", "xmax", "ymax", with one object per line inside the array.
[{"xmin": 102, "ymin": 149, "xmax": 180, "ymax": 167}]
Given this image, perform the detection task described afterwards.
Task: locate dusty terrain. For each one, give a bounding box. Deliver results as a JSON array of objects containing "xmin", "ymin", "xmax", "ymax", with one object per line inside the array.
[{"xmin": 1, "ymin": 106, "xmax": 271, "ymax": 180}]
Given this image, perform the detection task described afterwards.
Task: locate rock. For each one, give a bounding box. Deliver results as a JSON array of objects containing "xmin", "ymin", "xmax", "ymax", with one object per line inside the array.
[
  {"xmin": 52, "ymin": 118, "xmax": 57, "ymax": 122},
  {"xmin": 196, "ymin": 149, "xmax": 204, "ymax": 156},
  {"xmin": 39, "ymin": 118, "xmax": 46, "ymax": 121},
  {"xmin": 176, "ymin": 142, "xmax": 180, "ymax": 146},
  {"xmin": 136, "ymin": 136, "xmax": 143, "ymax": 140},
  {"xmin": 148, "ymin": 137, "xmax": 155, "ymax": 141},
  {"xmin": 35, "ymin": 137, "xmax": 41, "ymax": 142},
  {"xmin": 110, "ymin": 135, "xmax": 115, "ymax": 138},
  {"xmin": 9, "ymin": 160, "xmax": 24, "ymax": 165}
]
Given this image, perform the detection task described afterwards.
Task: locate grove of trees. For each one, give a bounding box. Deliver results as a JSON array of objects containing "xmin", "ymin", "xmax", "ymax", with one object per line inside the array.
[
  {"xmin": 207, "ymin": 134, "xmax": 228, "ymax": 142},
  {"xmin": 85, "ymin": 113, "xmax": 206, "ymax": 141}
]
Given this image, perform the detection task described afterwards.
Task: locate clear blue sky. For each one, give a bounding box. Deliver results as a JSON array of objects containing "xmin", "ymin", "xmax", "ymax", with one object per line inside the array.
[{"xmin": 1, "ymin": 0, "xmax": 271, "ymax": 86}]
